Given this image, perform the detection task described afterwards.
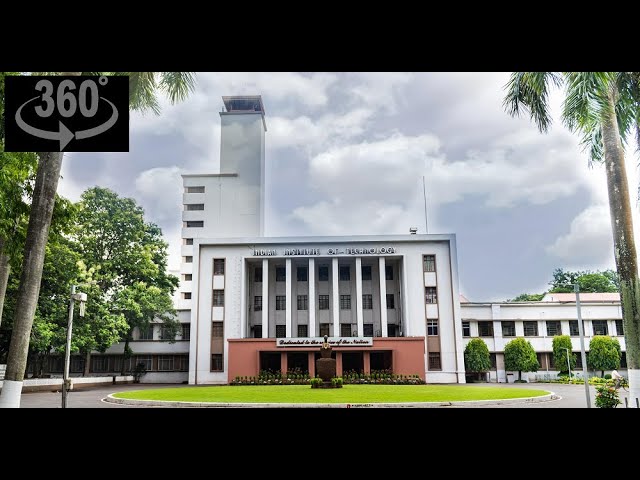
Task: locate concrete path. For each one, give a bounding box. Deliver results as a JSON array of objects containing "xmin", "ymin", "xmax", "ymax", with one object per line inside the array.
[{"xmin": 16, "ymin": 382, "xmax": 634, "ymax": 408}]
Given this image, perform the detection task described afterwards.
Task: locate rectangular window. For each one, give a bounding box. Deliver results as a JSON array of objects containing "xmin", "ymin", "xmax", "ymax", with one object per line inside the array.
[
  {"xmin": 276, "ymin": 267, "xmax": 286, "ymax": 282},
  {"xmin": 524, "ymin": 321, "xmax": 538, "ymax": 336},
  {"xmin": 546, "ymin": 320, "xmax": 562, "ymax": 336},
  {"xmin": 616, "ymin": 320, "xmax": 624, "ymax": 336},
  {"xmin": 185, "ymin": 238, "xmax": 193, "ymax": 245},
  {"xmin": 575, "ymin": 352, "xmax": 583, "ymax": 369},
  {"xmin": 340, "ymin": 295, "xmax": 351, "ymax": 310},
  {"xmin": 253, "ymin": 325, "xmax": 262, "ymax": 338},
  {"xmin": 501, "ymin": 321, "xmax": 516, "ymax": 337},
  {"xmin": 462, "ymin": 321, "xmax": 471, "ymax": 337},
  {"xmin": 211, "ymin": 354, "xmax": 223, "ymax": 372},
  {"xmin": 361, "ymin": 265, "xmax": 372, "ymax": 281},
  {"xmin": 621, "ymin": 352, "xmax": 627, "ymax": 368},
  {"xmin": 425, "ymin": 286, "xmax": 437, "ymax": 304},
  {"xmin": 362, "ymin": 294, "xmax": 373, "ymax": 310},
  {"xmin": 387, "ymin": 324, "xmax": 398, "ymax": 337},
  {"xmin": 363, "ymin": 323, "xmax": 374, "ymax": 337},
  {"xmin": 212, "ymin": 322, "xmax": 224, "ymax": 337},
  {"xmin": 158, "ymin": 356, "xmax": 174, "ymax": 371},
  {"xmin": 138, "ymin": 326, "xmax": 154, "ymax": 340},
  {"xmin": 92, "ymin": 356, "xmax": 109, "ymax": 373},
  {"xmin": 297, "ymin": 266, "xmax": 308, "ymax": 282},
  {"xmin": 276, "ymin": 325, "xmax": 286, "ymax": 337},
  {"xmin": 185, "ymin": 203, "xmax": 204, "ymax": 211},
  {"xmin": 185, "ymin": 221, "xmax": 203, "ymax": 228},
  {"xmin": 213, "ymin": 259, "xmax": 225, "ymax": 275},
  {"xmin": 212, "ymin": 290, "xmax": 224, "ymax": 307},
  {"xmin": 297, "ymin": 295, "xmax": 308, "ymax": 310},
  {"xmin": 385, "ymin": 265, "xmax": 393, "ymax": 280},
  {"xmin": 184, "ymin": 256, "xmax": 193, "ymax": 263},
  {"xmin": 183, "ymin": 274, "xmax": 192, "ymax": 281},
  {"xmin": 569, "ymin": 320, "xmax": 579, "ymax": 336},
  {"xmin": 339, "ymin": 266, "xmax": 350, "ymax": 281},
  {"xmin": 489, "ymin": 353, "xmax": 497, "ymax": 369},
  {"xmin": 276, "ymin": 295, "xmax": 286, "ymax": 310},
  {"xmin": 181, "ymin": 324, "xmax": 190, "ymax": 341},
  {"xmin": 160, "ymin": 326, "xmax": 174, "ymax": 341},
  {"xmin": 427, "ymin": 318, "xmax": 439, "ymax": 336},
  {"xmin": 254, "ymin": 296, "xmax": 262, "ymax": 312},
  {"xmin": 135, "ymin": 356, "xmax": 152, "ymax": 371},
  {"xmin": 318, "ymin": 295, "xmax": 330, "ymax": 310},
  {"xmin": 182, "ymin": 292, "xmax": 191, "ymax": 300},
  {"xmin": 318, "ymin": 266, "xmax": 329, "ymax": 281},
  {"xmin": 428, "ymin": 352, "xmax": 441, "ymax": 370},
  {"xmin": 341, "ymin": 324, "xmax": 352, "ymax": 337},
  {"xmin": 592, "ymin": 320, "xmax": 608, "ymax": 335},
  {"xmin": 185, "ymin": 186, "xmax": 205, "ymax": 193},
  {"xmin": 254, "ymin": 267, "xmax": 263, "ymax": 282},
  {"xmin": 298, "ymin": 325, "xmax": 308, "ymax": 337},
  {"xmin": 423, "ymin": 255, "xmax": 436, "ymax": 272},
  {"xmin": 478, "ymin": 321, "xmax": 493, "ymax": 337},
  {"xmin": 386, "ymin": 293, "xmax": 395, "ymax": 309},
  {"xmin": 319, "ymin": 323, "xmax": 330, "ymax": 337}
]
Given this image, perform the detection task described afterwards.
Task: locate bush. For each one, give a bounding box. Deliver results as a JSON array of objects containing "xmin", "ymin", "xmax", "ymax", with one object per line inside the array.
[
  {"xmin": 595, "ymin": 384, "xmax": 621, "ymax": 408},
  {"xmin": 331, "ymin": 377, "xmax": 343, "ymax": 388},
  {"xmin": 604, "ymin": 373, "xmax": 612, "ymax": 380},
  {"xmin": 309, "ymin": 377, "xmax": 323, "ymax": 388}
]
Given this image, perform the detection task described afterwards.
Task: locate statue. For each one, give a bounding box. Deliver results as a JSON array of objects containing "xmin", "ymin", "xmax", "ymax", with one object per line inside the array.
[{"xmin": 315, "ymin": 334, "xmax": 336, "ymax": 386}]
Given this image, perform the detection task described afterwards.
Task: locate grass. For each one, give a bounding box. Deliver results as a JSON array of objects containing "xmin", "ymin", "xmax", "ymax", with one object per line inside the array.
[{"xmin": 112, "ymin": 385, "xmax": 549, "ymax": 404}]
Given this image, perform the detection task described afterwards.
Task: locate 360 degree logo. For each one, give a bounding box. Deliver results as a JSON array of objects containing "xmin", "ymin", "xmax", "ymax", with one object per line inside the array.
[{"xmin": 4, "ymin": 75, "xmax": 129, "ymax": 153}]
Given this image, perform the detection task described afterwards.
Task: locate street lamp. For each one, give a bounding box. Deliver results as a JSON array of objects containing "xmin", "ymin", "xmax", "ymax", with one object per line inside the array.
[
  {"xmin": 62, "ymin": 285, "xmax": 87, "ymax": 409},
  {"xmin": 561, "ymin": 347, "xmax": 571, "ymax": 383}
]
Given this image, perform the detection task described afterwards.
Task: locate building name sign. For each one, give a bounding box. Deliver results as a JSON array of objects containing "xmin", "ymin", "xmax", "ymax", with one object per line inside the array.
[
  {"xmin": 276, "ymin": 337, "xmax": 374, "ymax": 347},
  {"xmin": 253, "ymin": 247, "xmax": 396, "ymax": 257}
]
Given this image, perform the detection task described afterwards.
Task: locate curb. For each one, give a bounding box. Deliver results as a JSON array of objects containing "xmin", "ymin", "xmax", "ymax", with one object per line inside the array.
[{"xmin": 104, "ymin": 391, "xmax": 559, "ymax": 408}]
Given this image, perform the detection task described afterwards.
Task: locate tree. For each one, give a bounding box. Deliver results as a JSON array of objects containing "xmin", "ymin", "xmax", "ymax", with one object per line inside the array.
[
  {"xmin": 504, "ymin": 72, "xmax": 640, "ymax": 404},
  {"xmin": 509, "ymin": 293, "xmax": 545, "ymax": 302},
  {"xmin": 464, "ymin": 338, "xmax": 492, "ymax": 381},
  {"xmin": 74, "ymin": 187, "xmax": 179, "ymax": 374},
  {"xmin": 504, "ymin": 337, "xmax": 539, "ymax": 381},
  {"xmin": 588, "ymin": 335, "xmax": 621, "ymax": 377},
  {"xmin": 0, "ymin": 72, "xmax": 195, "ymax": 408},
  {"xmin": 549, "ymin": 268, "xmax": 618, "ymax": 293},
  {"xmin": 552, "ymin": 335, "xmax": 576, "ymax": 376}
]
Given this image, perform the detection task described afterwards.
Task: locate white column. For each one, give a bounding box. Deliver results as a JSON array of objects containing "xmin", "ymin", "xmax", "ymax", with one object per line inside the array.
[
  {"xmin": 309, "ymin": 258, "xmax": 316, "ymax": 338},
  {"xmin": 262, "ymin": 259, "xmax": 269, "ymax": 338},
  {"xmin": 379, "ymin": 257, "xmax": 388, "ymax": 337},
  {"xmin": 286, "ymin": 258, "xmax": 292, "ymax": 338},
  {"xmin": 355, "ymin": 257, "xmax": 364, "ymax": 337},
  {"xmin": 332, "ymin": 257, "xmax": 339, "ymax": 337}
]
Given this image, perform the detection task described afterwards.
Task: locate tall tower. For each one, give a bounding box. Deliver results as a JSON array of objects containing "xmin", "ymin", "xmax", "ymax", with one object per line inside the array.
[{"xmin": 178, "ymin": 95, "xmax": 266, "ymax": 311}]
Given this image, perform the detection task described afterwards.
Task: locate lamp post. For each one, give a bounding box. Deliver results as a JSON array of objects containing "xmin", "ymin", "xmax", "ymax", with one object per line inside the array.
[
  {"xmin": 561, "ymin": 347, "xmax": 572, "ymax": 383},
  {"xmin": 62, "ymin": 285, "xmax": 87, "ymax": 409},
  {"xmin": 574, "ymin": 283, "xmax": 591, "ymax": 408}
]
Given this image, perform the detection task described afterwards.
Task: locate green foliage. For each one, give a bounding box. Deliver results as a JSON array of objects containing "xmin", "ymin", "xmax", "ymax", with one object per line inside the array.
[
  {"xmin": 595, "ymin": 384, "xmax": 621, "ymax": 408},
  {"xmin": 549, "ymin": 268, "xmax": 619, "ymax": 293},
  {"xmin": 552, "ymin": 335, "xmax": 576, "ymax": 374},
  {"xmin": 588, "ymin": 336, "xmax": 621, "ymax": 376},
  {"xmin": 504, "ymin": 337, "xmax": 539, "ymax": 380},
  {"xmin": 309, "ymin": 378, "xmax": 323, "ymax": 388},
  {"xmin": 509, "ymin": 293, "xmax": 545, "ymax": 302},
  {"xmin": 331, "ymin": 377, "xmax": 344, "ymax": 388},
  {"xmin": 464, "ymin": 338, "xmax": 492, "ymax": 373}
]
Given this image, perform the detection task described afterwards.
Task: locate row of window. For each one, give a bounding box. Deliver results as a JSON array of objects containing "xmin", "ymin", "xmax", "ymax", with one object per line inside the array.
[
  {"xmin": 254, "ymin": 265, "xmax": 396, "ymax": 282},
  {"xmin": 89, "ymin": 355, "xmax": 189, "ymax": 373},
  {"xmin": 137, "ymin": 324, "xmax": 190, "ymax": 341},
  {"xmin": 253, "ymin": 294, "xmax": 397, "ymax": 311},
  {"xmin": 462, "ymin": 319, "xmax": 625, "ymax": 337},
  {"xmin": 260, "ymin": 323, "xmax": 399, "ymax": 338}
]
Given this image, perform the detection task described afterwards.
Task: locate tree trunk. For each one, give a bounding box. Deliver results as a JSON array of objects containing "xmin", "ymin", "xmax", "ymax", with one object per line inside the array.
[
  {"xmin": 601, "ymin": 87, "xmax": 640, "ymax": 407},
  {"xmin": 518, "ymin": 370, "xmax": 521, "ymax": 381},
  {"xmin": 121, "ymin": 335, "xmax": 131, "ymax": 376},
  {"xmin": 84, "ymin": 351, "xmax": 91, "ymax": 377},
  {"xmin": 0, "ymin": 238, "xmax": 10, "ymax": 328},
  {"xmin": 0, "ymin": 152, "xmax": 64, "ymax": 408}
]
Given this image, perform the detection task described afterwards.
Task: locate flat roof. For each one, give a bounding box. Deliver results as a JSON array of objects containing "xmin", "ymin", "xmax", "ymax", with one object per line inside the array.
[{"xmin": 193, "ymin": 233, "xmax": 456, "ymax": 246}]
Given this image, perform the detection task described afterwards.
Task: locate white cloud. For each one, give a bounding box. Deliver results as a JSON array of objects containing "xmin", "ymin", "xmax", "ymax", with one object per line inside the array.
[
  {"xmin": 134, "ymin": 166, "xmax": 183, "ymax": 226},
  {"xmin": 545, "ymin": 204, "xmax": 614, "ymax": 267}
]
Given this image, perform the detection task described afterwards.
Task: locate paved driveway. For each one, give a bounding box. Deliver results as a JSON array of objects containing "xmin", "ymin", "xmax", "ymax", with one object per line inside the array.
[{"xmin": 16, "ymin": 382, "xmax": 634, "ymax": 408}]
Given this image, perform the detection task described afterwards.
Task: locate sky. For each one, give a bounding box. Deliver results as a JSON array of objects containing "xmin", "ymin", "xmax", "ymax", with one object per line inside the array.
[{"xmin": 60, "ymin": 72, "xmax": 640, "ymax": 302}]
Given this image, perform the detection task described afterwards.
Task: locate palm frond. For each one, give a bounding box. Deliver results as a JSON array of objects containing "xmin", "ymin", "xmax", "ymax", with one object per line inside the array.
[
  {"xmin": 127, "ymin": 72, "xmax": 160, "ymax": 115},
  {"xmin": 159, "ymin": 72, "xmax": 196, "ymax": 104},
  {"xmin": 562, "ymin": 72, "xmax": 615, "ymax": 133},
  {"xmin": 503, "ymin": 72, "xmax": 562, "ymax": 133}
]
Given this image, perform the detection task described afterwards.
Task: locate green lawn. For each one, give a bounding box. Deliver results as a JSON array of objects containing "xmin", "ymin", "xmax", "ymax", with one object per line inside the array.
[{"xmin": 112, "ymin": 385, "xmax": 549, "ymax": 404}]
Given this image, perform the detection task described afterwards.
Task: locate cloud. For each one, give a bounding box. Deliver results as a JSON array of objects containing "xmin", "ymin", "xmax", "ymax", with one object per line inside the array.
[
  {"xmin": 134, "ymin": 166, "xmax": 183, "ymax": 226},
  {"xmin": 545, "ymin": 204, "xmax": 614, "ymax": 266}
]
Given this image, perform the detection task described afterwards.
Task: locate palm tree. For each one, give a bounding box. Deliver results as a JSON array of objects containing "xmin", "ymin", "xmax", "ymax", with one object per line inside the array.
[
  {"xmin": 503, "ymin": 72, "xmax": 640, "ymax": 406},
  {"xmin": 0, "ymin": 72, "xmax": 195, "ymax": 408}
]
